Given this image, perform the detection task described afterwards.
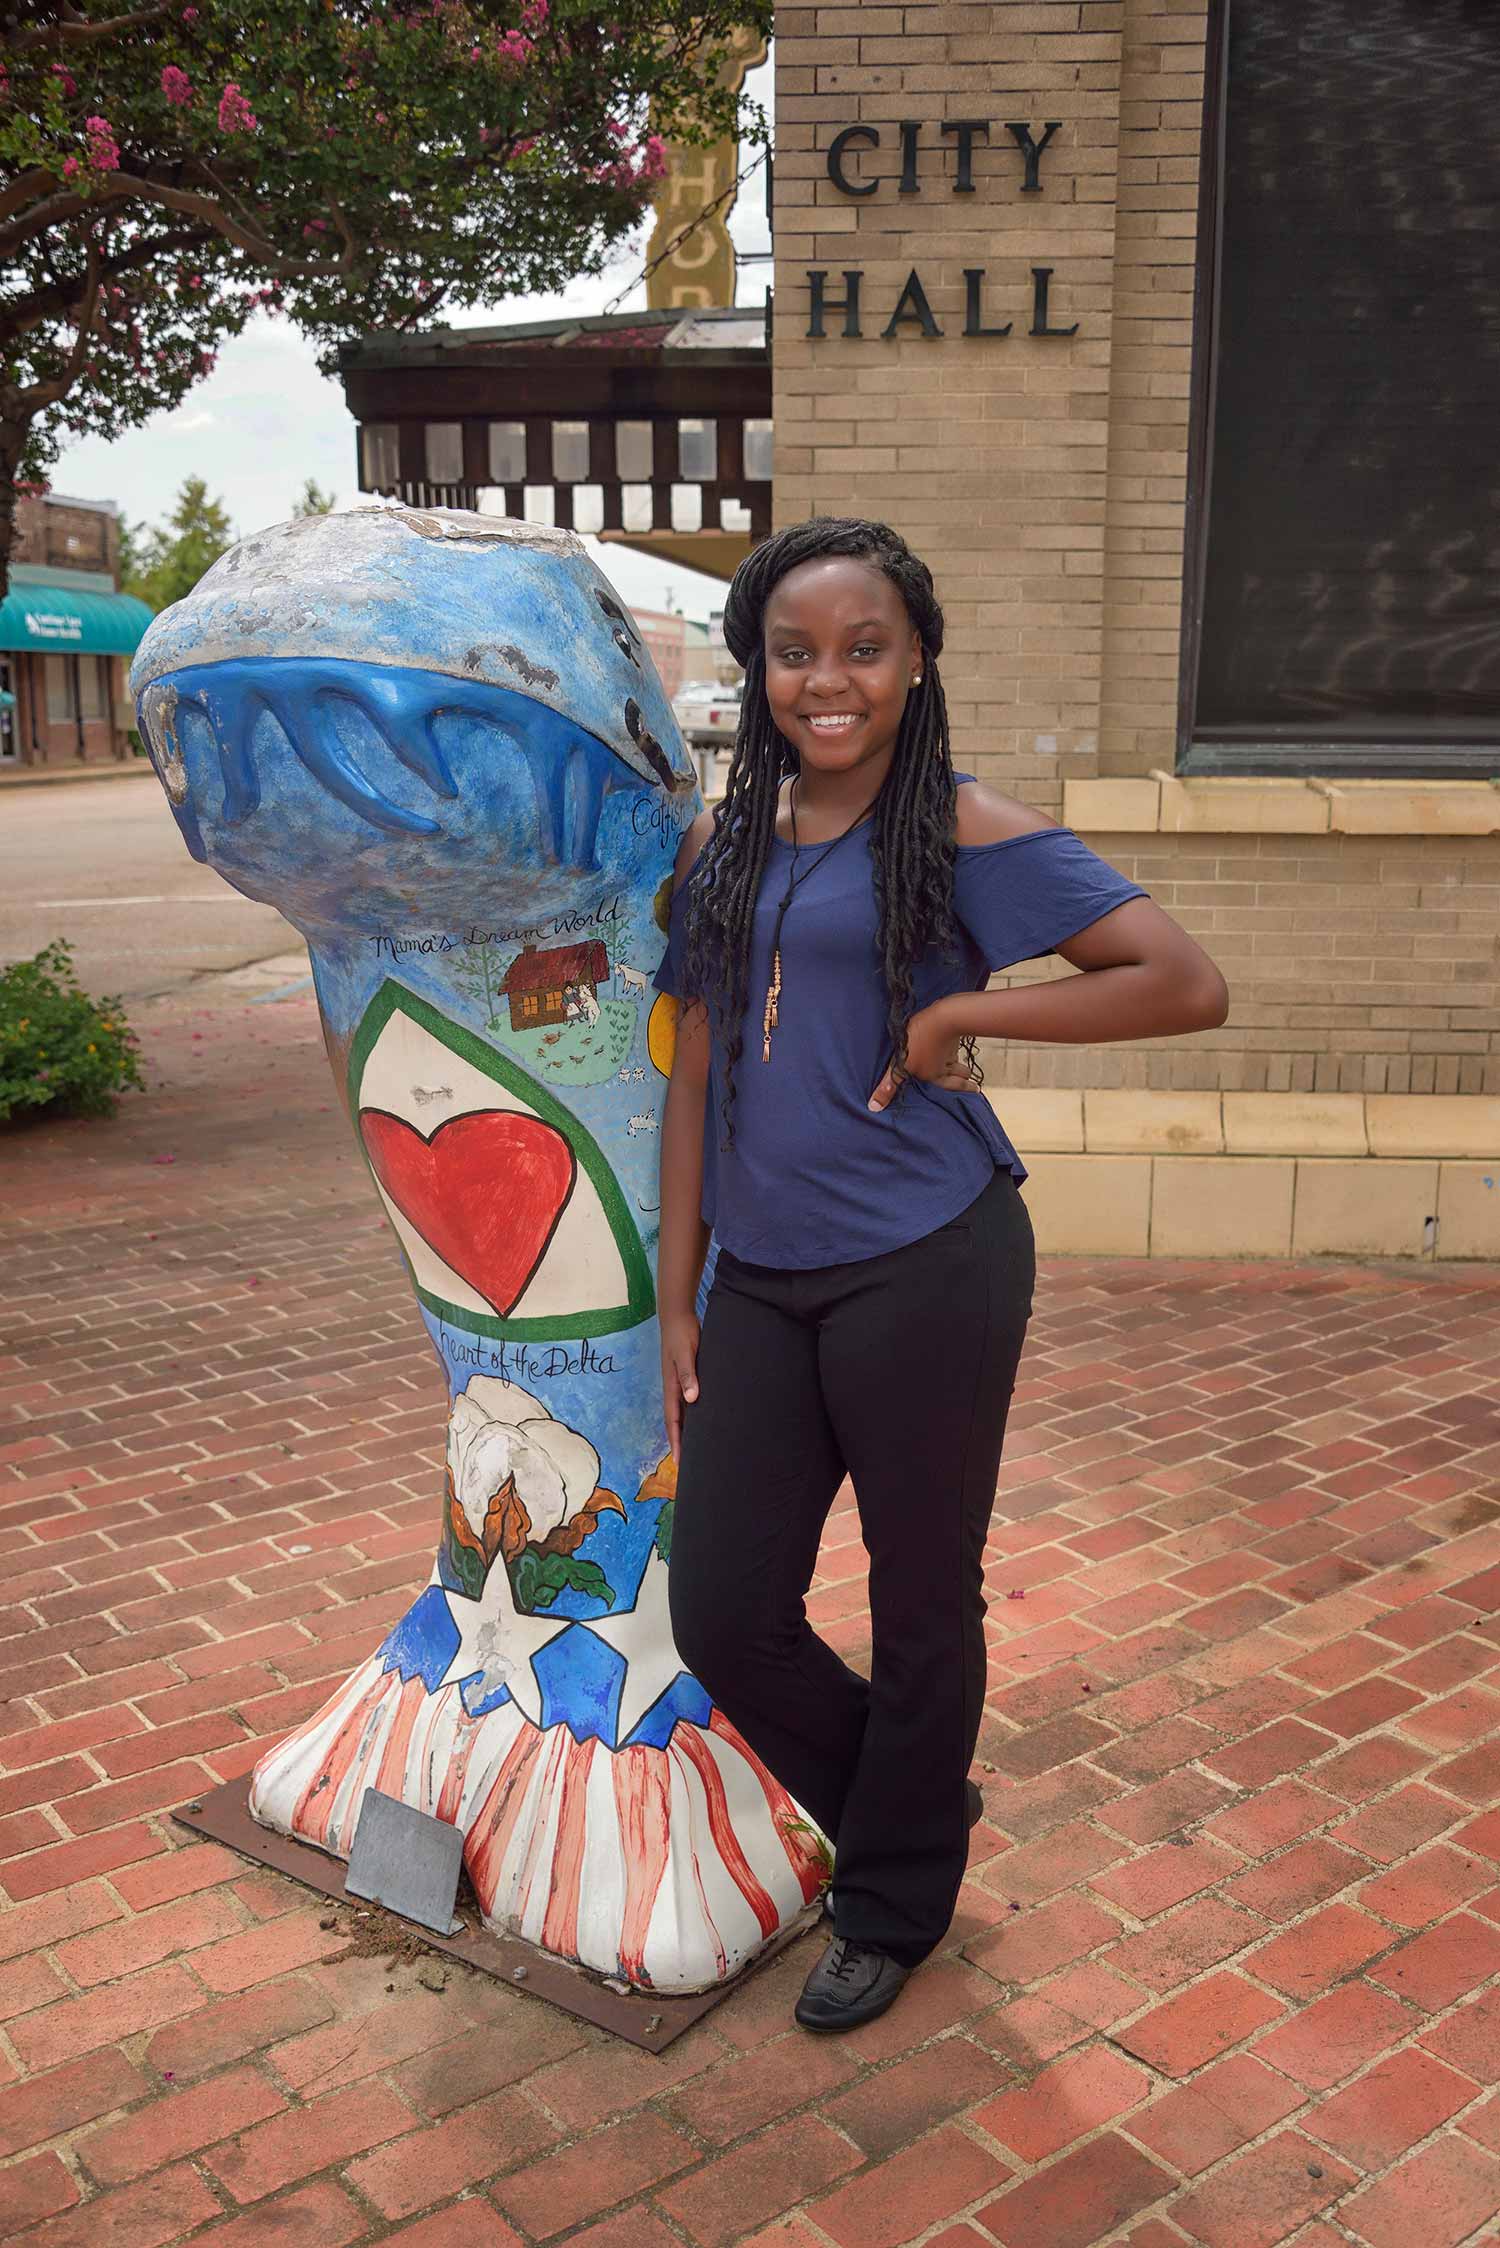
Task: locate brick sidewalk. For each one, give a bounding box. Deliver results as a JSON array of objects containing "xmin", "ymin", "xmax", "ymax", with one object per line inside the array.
[{"xmin": 3, "ymin": 991, "xmax": 1500, "ymax": 2248}]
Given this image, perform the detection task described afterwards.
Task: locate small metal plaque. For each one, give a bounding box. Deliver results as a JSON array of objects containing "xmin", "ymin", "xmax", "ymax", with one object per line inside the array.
[{"xmin": 344, "ymin": 1788, "xmax": 464, "ymax": 1936}]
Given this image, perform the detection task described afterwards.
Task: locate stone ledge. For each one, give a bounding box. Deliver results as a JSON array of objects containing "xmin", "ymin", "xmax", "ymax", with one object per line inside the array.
[
  {"xmin": 989, "ymin": 1088, "xmax": 1500, "ymax": 1161},
  {"xmin": 1063, "ymin": 774, "xmax": 1500, "ymax": 838},
  {"xmin": 1020, "ymin": 1153, "xmax": 1499, "ymax": 1260}
]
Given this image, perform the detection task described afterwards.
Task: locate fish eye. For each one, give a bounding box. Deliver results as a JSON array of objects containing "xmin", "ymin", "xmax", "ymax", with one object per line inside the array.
[{"xmin": 596, "ymin": 590, "xmax": 642, "ymax": 667}]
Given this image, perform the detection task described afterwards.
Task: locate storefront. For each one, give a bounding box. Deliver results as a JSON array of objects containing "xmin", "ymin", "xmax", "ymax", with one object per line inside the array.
[
  {"xmin": 774, "ymin": 0, "xmax": 1500, "ymax": 1259},
  {"xmin": 1, "ymin": 495, "xmax": 152, "ymax": 769}
]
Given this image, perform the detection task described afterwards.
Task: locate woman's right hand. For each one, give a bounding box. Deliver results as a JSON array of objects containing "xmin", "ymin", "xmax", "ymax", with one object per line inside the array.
[{"xmin": 660, "ymin": 1310, "xmax": 701, "ymax": 1464}]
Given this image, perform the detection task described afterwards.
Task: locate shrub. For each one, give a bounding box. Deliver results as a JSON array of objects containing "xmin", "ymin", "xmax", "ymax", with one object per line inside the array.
[{"xmin": 0, "ymin": 941, "xmax": 144, "ymax": 1122}]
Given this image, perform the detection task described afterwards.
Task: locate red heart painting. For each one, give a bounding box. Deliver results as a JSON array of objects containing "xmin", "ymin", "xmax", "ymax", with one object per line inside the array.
[{"xmin": 360, "ymin": 1106, "xmax": 576, "ymax": 1315}]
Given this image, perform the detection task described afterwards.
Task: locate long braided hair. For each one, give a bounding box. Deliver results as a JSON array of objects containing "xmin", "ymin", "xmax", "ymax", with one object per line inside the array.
[{"xmin": 681, "ymin": 515, "xmax": 979, "ymax": 1148}]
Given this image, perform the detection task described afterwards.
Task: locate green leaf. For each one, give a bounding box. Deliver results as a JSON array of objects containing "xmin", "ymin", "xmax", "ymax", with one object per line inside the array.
[
  {"xmin": 509, "ymin": 1546, "xmax": 543, "ymax": 1613},
  {"xmin": 653, "ymin": 1499, "xmax": 674, "ymax": 1564},
  {"xmin": 0, "ymin": 942, "xmax": 144, "ymax": 1125},
  {"xmin": 533, "ymin": 1550, "xmax": 616, "ymax": 1610}
]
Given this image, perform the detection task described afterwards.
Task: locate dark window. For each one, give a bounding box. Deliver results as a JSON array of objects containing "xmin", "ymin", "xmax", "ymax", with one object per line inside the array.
[{"xmin": 1181, "ymin": 0, "xmax": 1500, "ymax": 776}]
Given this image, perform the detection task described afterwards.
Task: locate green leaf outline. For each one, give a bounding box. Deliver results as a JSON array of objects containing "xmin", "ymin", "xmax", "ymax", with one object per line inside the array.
[
  {"xmin": 348, "ymin": 978, "xmax": 654, "ymax": 1341},
  {"xmin": 508, "ymin": 1544, "xmax": 616, "ymax": 1615}
]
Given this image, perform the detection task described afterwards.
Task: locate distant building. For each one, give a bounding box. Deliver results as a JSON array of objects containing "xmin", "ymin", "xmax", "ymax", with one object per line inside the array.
[
  {"xmin": 632, "ymin": 609, "xmax": 689, "ymax": 700},
  {"xmin": 501, "ymin": 939, "xmax": 610, "ymax": 1030},
  {"xmin": 1, "ymin": 493, "xmax": 153, "ymax": 770}
]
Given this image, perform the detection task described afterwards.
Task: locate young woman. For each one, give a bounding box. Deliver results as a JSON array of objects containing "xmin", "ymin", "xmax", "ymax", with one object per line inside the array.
[{"xmin": 653, "ymin": 517, "xmax": 1227, "ymax": 2032}]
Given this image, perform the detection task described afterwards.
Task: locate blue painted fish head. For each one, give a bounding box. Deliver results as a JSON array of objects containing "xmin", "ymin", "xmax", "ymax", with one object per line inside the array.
[{"xmin": 128, "ymin": 506, "xmax": 700, "ymax": 935}]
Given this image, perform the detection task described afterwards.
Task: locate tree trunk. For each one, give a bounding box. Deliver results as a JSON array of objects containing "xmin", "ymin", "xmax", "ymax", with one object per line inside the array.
[{"xmin": 0, "ymin": 413, "xmax": 28, "ymax": 602}]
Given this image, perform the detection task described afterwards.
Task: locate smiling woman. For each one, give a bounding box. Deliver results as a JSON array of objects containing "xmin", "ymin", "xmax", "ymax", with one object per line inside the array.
[
  {"xmin": 764, "ymin": 570, "xmax": 919, "ymax": 763},
  {"xmin": 653, "ymin": 514, "xmax": 1228, "ymax": 2034}
]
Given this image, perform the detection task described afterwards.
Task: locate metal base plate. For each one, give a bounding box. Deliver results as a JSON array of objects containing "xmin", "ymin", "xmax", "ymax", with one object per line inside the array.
[{"xmin": 174, "ymin": 1777, "xmax": 818, "ymax": 2052}]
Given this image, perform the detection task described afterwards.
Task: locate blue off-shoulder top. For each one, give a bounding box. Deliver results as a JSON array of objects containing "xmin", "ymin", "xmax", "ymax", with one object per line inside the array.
[{"xmin": 653, "ymin": 776, "xmax": 1147, "ymax": 1268}]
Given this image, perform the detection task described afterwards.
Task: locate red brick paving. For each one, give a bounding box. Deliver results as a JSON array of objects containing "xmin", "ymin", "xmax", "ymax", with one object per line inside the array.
[{"xmin": 3, "ymin": 991, "xmax": 1500, "ymax": 2246}]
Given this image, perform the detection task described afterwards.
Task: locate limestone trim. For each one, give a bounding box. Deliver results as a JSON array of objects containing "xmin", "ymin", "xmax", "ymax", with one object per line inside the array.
[
  {"xmin": 989, "ymin": 1087, "xmax": 1500, "ymax": 1161},
  {"xmin": 1064, "ymin": 775, "xmax": 1500, "ymax": 837},
  {"xmin": 1020, "ymin": 1151, "xmax": 1496, "ymax": 1260}
]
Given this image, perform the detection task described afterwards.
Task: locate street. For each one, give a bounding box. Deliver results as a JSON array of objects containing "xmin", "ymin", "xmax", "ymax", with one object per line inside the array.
[{"xmin": 0, "ymin": 772, "xmax": 299, "ymax": 1004}]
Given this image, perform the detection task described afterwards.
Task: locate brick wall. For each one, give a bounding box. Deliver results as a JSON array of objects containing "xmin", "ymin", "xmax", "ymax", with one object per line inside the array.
[
  {"xmin": 992, "ymin": 831, "xmax": 1500, "ymax": 1096},
  {"xmin": 774, "ymin": 0, "xmax": 1140, "ymax": 815},
  {"xmin": 772, "ymin": 1, "xmax": 1211, "ymax": 790},
  {"xmin": 11, "ymin": 493, "xmax": 119, "ymax": 581},
  {"xmin": 1098, "ymin": 1, "xmax": 1205, "ymax": 779}
]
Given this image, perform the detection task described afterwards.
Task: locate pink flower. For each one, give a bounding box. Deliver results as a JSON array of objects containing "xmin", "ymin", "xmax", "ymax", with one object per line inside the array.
[
  {"xmin": 199, "ymin": 350, "xmax": 216, "ymax": 372},
  {"xmin": 160, "ymin": 64, "xmax": 192, "ymax": 105},
  {"xmin": 639, "ymin": 133, "xmax": 668, "ymax": 183},
  {"xmin": 62, "ymin": 154, "xmax": 80, "ymax": 180},
  {"xmin": 374, "ymin": 111, "xmax": 387, "ymax": 124},
  {"xmin": 520, "ymin": 0, "xmax": 549, "ymax": 26},
  {"xmin": 52, "ymin": 65, "xmax": 78, "ymax": 95},
  {"xmin": 217, "ymin": 80, "xmax": 258, "ymax": 134},
  {"xmin": 182, "ymin": 6, "xmax": 199, "ymax": 17},
  {"xmin": 606, "ymin": 117, "xmax": 629, "ymax": 141},
  {"xmin": 495, "ymin": 28, "xmax": 532, "ymax": 67},
  {"xmin": 84, "ymin": 114, "xmax": 120, "ymax": 171},
  {"xmin": 512, "ymin": 135, "xmax": 536, "ymax": 157}
]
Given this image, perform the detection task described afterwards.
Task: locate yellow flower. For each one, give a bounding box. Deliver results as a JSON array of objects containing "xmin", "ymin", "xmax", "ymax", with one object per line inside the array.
[
  {"xmin": 101, "ymin": 1018, "xmax": 113, "ymax": 1030},
  {"xmin": 87, "ymin": 1043, "xmax": 97, "ymax": 1054}
]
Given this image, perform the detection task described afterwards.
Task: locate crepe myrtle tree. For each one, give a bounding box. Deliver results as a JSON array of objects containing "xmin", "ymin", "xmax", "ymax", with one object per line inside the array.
[{"xmin": 0, "ymin": 0, "xmax": 771, "ymax": 592}]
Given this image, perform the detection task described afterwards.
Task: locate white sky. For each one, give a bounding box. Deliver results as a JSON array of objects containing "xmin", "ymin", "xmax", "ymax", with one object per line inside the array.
[{"xmin": 54, "ymin": 55, "xmax": 771, "ymax": 626}]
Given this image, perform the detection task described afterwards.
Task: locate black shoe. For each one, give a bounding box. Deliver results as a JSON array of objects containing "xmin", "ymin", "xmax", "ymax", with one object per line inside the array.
[{"xmin": 795, "ymin": 1936, "xmax": 910, "ymax": 2033}]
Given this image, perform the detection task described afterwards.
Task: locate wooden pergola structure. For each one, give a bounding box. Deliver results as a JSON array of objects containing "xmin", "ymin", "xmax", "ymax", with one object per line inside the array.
[{"xmin": 336, "ymin": 305, "xmax": 771, "ymax": 582}]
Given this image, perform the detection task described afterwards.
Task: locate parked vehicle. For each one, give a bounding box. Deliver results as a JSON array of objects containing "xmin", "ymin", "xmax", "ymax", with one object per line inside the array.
[
  {"xmin": 672, "ymin": 680, "xmax": 741, "ymax": 798},
  {"xmin": 671, "ymin": 679, "xmax": 742, "ymax": 749}
]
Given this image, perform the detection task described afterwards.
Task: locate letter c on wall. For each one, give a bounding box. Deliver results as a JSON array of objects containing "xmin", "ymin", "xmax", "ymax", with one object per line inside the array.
[{"xmin": 827, "ymin": 125, "xmax": 880, "ymax": 197}]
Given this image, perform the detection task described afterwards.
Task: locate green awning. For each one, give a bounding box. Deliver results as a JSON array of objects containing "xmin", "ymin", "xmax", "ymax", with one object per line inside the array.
[{"xmin": 0, "ymin": 576, "xmax": 154, "ymax": 656}]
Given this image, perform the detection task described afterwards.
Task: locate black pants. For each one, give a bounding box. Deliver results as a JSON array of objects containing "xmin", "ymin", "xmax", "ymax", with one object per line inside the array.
[{"xmin": 669, "ymin": 1166, "xmax": 1036, "ymax": 1968}]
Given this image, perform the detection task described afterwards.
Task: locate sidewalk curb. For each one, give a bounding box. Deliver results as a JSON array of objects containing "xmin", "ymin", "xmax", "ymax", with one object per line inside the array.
[{"xmin": 0, "ymin": 760, "xmax": 153, "ymax": 791}]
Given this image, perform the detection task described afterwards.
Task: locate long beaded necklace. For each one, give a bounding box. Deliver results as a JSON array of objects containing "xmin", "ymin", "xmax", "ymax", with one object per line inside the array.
[{"xmin": 762, "ymin": 775, "xmax": 882, "ymax": 1063}]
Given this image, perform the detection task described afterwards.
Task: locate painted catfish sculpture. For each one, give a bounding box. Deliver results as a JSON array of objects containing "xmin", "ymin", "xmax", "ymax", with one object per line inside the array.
[{"xmin": 130, "ymin": 505, "xmax": 827, "ymax": 1990}]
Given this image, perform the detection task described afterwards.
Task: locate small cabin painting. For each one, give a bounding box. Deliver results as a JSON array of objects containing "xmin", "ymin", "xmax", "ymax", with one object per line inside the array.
[{"xmin": 501, "ymin": 940, "xmax": 610, "ymax": 1031}]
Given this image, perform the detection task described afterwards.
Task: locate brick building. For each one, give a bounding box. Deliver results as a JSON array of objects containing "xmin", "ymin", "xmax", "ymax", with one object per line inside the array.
[
  {"xmin": 0, "ymin": 491, "xmax": 153, "ymax": 771},
  {"xmin": 773, "ymin": 0, "xmax": 1500, "ymax": 1260}
]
